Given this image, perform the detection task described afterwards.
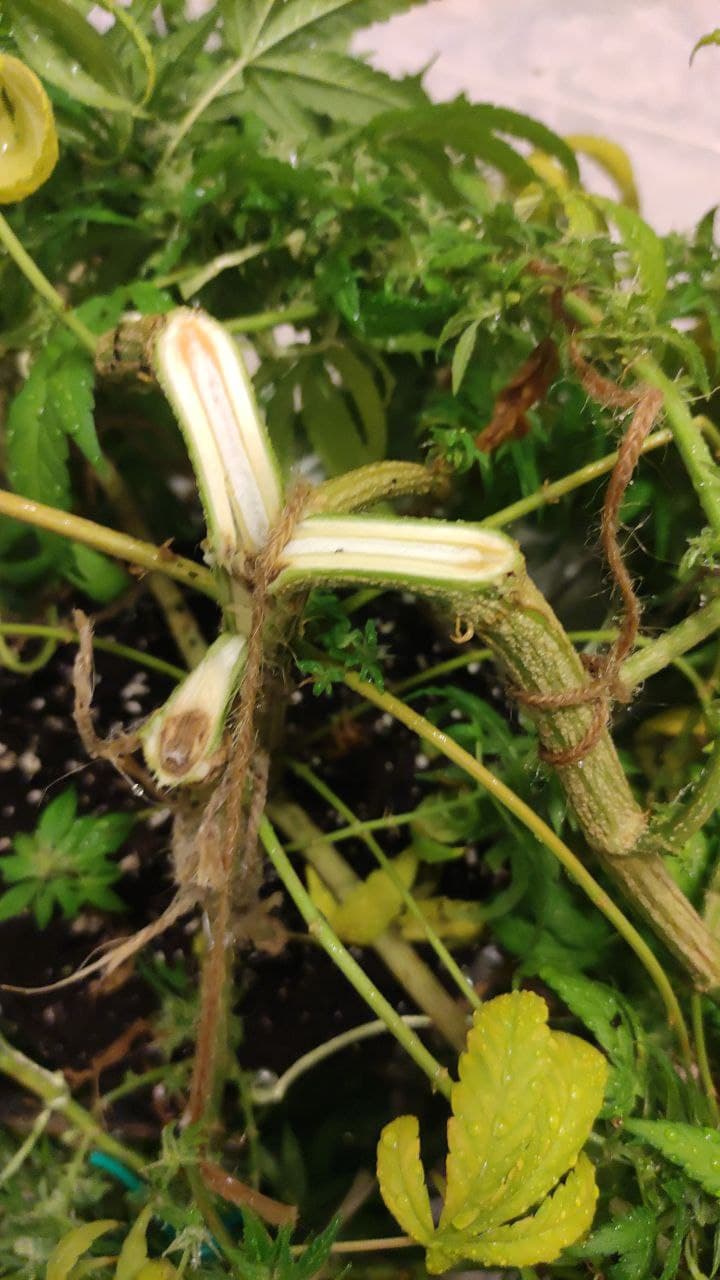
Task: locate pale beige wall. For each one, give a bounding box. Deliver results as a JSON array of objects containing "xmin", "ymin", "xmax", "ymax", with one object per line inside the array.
[{"xmin": 354, "ymin": 0, "xmax": 720, "ymax": 232}]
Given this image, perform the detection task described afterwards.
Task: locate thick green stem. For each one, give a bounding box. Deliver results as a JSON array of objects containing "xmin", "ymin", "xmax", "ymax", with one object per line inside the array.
[
  {"xmin": 270, "ymin": 802, "xmax": 468, "ymax": 1050},
  {"xmin": 458, "ymin": 567, "xmax": 720, "ymax": 991},
  {"xmin": 0, "ymin": 487, "xmax": 216, "ymax": 599},
  {"xmin": 0, "ymin": 213, "xmax": 98, "ymax": 355},
  {"xmin": 473, "ymin": 572, "xmax": 645, "ymax": 857},
  {"xmin": 258, "ymin": 816, "xmax": 452, "ymax": 1097},
  {"xmin": 0, "ymin": 1031, "xmax": 146, "ymax": 1174},
  {"xmin": 309, "ymin": 462, "xmax": 439, "ymax": 515},
  {"xmin": 342, "ymin": 671, "xmax": 695, "ymax": 1059}
]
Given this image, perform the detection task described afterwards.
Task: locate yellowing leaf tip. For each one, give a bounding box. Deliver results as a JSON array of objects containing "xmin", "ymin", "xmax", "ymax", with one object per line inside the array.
[{"xmin": 0, "ymin": 55, "xmax": 59, "ymax": 204}]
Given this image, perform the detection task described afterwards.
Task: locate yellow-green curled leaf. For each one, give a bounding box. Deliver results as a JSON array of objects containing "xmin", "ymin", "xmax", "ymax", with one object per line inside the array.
[
  {"xmin": 46, "ymin": 1220, "xmax": 118, "ymax": 1280},
  {"xmin": 0, "ymin": 55, "xmax": 59, "ymax": 204},
  {"xmin": 307, "ymin": 852, "xmax": 417, "ymax": 944},
  {"xmin": 114, "ymin": 1205, "xmax": 152, "ymax": 1279},
  {"xmin": 377, "ymin": 1115, "xmax": 434, "ymax": 1245},
  {"xmin": 378, "ymin": 990, "xmax": 607, "ymax": 1274},
  {"xmin": 566, "ymin": 134, "xmax": 639, "ymax": 211},
  {"xmin": 330, "ymin": 850, "xmax": 417, "ymax": 944}
]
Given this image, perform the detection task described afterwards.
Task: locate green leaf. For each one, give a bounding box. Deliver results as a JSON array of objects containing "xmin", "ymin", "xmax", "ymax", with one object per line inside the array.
[
  {"xmin": 37, "ymin": 786, "xmax": 78, "ymax": 845},
  {"xmin": 7, "ymin": 361, "xmax": 71, "ymax": 511},
  {"xmin": 329, "ymin": 347, "xmax": 387, "ymax": 459},
  {"xmin": 539, "ymin": 966, "xmax": 643, "ymax": 1116},
  {"xmin": 452, "ymin": 320, "xmax": 480, "ymax": 394},
  {"xmin": 46, "ymin": 1220, "xmax": 118, "ymax": 1280},
  {"xmin": 368, "ymin": 100, "xmax": 579, "ymax": 186},
  {"xmin": 8, "ymin": 0, "xmax": 138, "ymax": 115},
  {"xmin": 292, "ymin": 1216, "xmax": 341, "ymax": 1280},
  {"xmin": 0, "ymin": 881, "xmax": 38, "ymax": 921},
  {"xmin": 301, "ymin": 364, "xmax": 368, "ymax": 474},
  {"xmin": 251, "ymin": 51, "xmax": 423, "ymax": 125},
  {"xmin": 625, "ymin": 1119, "xmax": 720, "ymax": 1196},
  {"xmin": 571, "ymin": 1206, "xmax": 657, "ymax": 1280},
  {"xmin": 65, "ymin": 544, "xmax": 131, "ymax": 604},
  {"xmin": 594, "ymin": 197, "xmax": 667, "ymax": 311},
  {"xmin": 378, "ymin": 990, "xmax": 607, "ymax": 1273},
  {"xmin": 253, "ymin": 0, "xmax": 427, "ymax": 59},
  {"xmin": 47, "ymin": 350, "xmax": 102, "ymax": 469}
]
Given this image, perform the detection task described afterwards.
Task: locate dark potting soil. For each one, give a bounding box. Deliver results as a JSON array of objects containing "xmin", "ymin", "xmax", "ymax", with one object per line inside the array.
[{"xmin": 0, "ymin": 588, "xmax": 509, "ymax": 1133}]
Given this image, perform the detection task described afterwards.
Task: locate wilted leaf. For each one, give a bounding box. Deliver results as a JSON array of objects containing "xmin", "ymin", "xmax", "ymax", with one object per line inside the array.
[
  {"xmin": 376, "ymin": 1115, "xmax": 434, "ymax": 1244},
  {"xmin": 0, "ymin": 54, "xmax": 59, "ymax": 203},
  {"xmin": 476, "ymin": 338, "xmax": 558, "ymax": 452}
]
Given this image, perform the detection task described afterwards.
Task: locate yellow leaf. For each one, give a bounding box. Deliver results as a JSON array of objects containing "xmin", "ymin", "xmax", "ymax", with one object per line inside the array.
[
  {"xmin": 308, "ymin": 851, "xmax": 418, "ymax": 945},
  {"xmin": 565, "ymin": 134, "xmax": 639, "ymax": 211},
  {"xmin": 398, "ymin": 896, "xmax": 484, "ymax": 944},
  {"xmin": 135, "ymin": 1264, "xmax": 178, "ymax": 1279},
  {"xmin": 0, "ymin": 55, "xmax": 59, "ymax": 203},
  {"xmin": 429, "ymin": 1154, "xmax": 598, "ymax": 1272},
  {"xmin": 306, "ymin": 865, "xmax": 340, "ymax": 922},
  {"xmin": 377, "ymin": 991, "xmax": 607, "ymax": 1273},
  {"xmin": 46, "ymin": 1221, "xmax": 118, "ymax": 1280},
  {"xmin": 376, "ymin": 1115, "xmax": 434, "ymax": 1245},
  {"xmin": 332, "ymin": 849, "xmax": 417, "ymax": 943},
  {"xmin": 114, "ymin": 1205, "xmax": 152, "ymax": 1280}
]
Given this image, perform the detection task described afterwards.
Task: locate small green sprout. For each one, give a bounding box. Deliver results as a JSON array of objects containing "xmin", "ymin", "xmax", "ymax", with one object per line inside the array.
[{"xmin": 0, "ymin": 787, "xmax": 134, "ymax": 928}]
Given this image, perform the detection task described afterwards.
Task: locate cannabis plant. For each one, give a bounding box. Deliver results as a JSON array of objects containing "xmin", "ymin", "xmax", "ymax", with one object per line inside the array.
[{"xmin": 2, "ymin": 2, "xmax": 720, "ymax": 1278}]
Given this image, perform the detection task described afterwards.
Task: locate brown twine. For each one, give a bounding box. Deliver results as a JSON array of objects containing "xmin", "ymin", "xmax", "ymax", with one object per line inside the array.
[
  {"xmin": 513, "ymin": 384, "xmax": 664, "ymax": 766},
  {"xmin": 186, "ymin": 485, "xmax": 310, "ymax": 1125}
]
